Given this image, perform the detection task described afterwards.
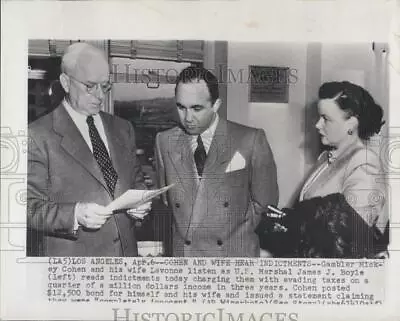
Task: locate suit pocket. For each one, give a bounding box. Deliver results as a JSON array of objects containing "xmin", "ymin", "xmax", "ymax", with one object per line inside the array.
[
  {"xmin": 224, "ymin": 168, "xmax": 248, "ymax": 187},
  {"xmin": 224, "ymin": 167, "xmax": 247, "ymax": 176}
]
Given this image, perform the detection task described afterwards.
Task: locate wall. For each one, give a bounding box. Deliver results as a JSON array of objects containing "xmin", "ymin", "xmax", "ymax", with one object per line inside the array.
[
  {"xmin": 321, "ymin": 43, "xmax": 390, "ymax": 151},
  {"xmin": 227, "ymin": 42, "xmax": 308, "ymax": 207},
  {"xmin": 204, "ymin": 41, "xmax": 228, "ymax": 119}
]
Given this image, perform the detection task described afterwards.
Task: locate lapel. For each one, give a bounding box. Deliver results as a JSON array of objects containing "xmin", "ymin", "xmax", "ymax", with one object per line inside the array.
[
  {"xmin": 188, "ymin": 119, "xmax": 236, "ymax": 232},
  {"xmin": 52, "ymin": 104, "xmax": 109, "ymax": 195},
  {"xmin": 202, "ymin": 118, "xmax": 232, "ymax": 179},
  {"xmin": 167, "ymin": 119, "xmax": 234, "ymax": 184},
  {"xmin": 167, "ymin": 127, "xmax": 199, "ymax": 189},
  {"xmin": 300, "ymin": 151, "xmax": 329, "ymax": 199},
  {"xmin": 99, "ymin": 112, "xmax": 133, "ymax": 237},
  {"xmin": 99, "ymin": 112, "xmax": 127, "ymax": 197},
  {"xmin": 303, "ymin": 143, "xmax": 365, "ymax": 199},
  {"xmin": 166, "ymin": 127, "xmax": 198, "ymax": 229}
]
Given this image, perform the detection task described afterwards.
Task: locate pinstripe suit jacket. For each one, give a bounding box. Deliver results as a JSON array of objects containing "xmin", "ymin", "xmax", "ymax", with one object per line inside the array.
[{"xmin": 155, "ymin": 119, "xmax": 279, "ymax": 257}]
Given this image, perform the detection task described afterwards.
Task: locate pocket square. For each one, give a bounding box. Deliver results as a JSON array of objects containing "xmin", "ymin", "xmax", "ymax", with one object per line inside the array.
[{"xmin": 225, "ymin": 151, "xmax": 246, "ymax": 173}]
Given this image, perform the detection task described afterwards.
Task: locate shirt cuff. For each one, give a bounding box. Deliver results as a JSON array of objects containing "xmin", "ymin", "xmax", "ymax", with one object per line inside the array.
[{"xmin": 73, "ymin": 203, "xmax": 80, "ymax": 231}]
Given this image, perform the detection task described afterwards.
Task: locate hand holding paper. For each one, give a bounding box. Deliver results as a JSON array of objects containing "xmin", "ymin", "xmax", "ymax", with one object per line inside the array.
[
  {"xmin": 75, "ymin": 202, "xmax": 111, "ymax": 229},
  {"xmin": 105, "ymin": 184, "xmax": 175, "ymax": 214}
]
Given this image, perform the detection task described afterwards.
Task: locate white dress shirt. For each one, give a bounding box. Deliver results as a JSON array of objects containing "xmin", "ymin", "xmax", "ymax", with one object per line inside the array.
[
  {"xmin": 190, "ymin": 113, "xmax": 219, "ymax": 153},
  {"xmin": 63, "ymin": 99, "xmax": 110, "ymax": 153}
]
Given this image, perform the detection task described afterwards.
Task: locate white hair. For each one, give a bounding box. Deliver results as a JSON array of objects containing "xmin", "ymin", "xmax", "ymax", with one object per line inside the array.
[{"xmin": 61, "ymin": 42, "xmax": 105, "ymax": 75}]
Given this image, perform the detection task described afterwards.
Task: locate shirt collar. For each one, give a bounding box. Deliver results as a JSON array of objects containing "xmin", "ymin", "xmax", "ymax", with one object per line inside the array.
[
  {"xmin": 62, "ymin": 99, "xmax": 101, "ymax": 123},
  {"xmin": 327, "ymin": 150, "xmax": 337, "ymax": 164},
  {"xmin": 200, "ymin": 113, "xmax": 219, "ymax": 142},
  {"xmin": 189, "ymin": 113, "xmax": 219, "ymax": 153},
  {"xmin": 327, "ymin": 139, "xmax": 364, "ymax": 165}
]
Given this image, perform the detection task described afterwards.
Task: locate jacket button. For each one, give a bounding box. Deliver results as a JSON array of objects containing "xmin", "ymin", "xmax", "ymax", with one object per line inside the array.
[
  {"xmin": 185, "ymin": 240, "xmax": 191, "ymax": 246},
  {"xmin": 223, "ymin": 202, "xmax": 229, "ymax": 208},
  {"xmin": 217, "ymin": 239, "xmax": 223, "ymax": 246},
  {"xmin": 175, "ymin": 203, "xmax": 180, "ymax": 208}
]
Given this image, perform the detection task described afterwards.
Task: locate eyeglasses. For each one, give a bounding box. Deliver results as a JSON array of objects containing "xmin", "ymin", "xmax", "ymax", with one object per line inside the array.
[{"xmin": 68, "ymin": 75, "xmax": 112, "ymax": 94}]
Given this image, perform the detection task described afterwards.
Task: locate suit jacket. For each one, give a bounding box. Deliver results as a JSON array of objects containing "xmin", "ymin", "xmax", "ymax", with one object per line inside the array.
[
  {"xmin": 27, "ymin": 104, "xmax": 146, "ymax": 256},
  {"xmin": 299, "ymin": 141, "xmax": 388, "ymax": 234},
  {"xmin": 155, "ymin": 118, "xmax": 279, "ymax": 257}
]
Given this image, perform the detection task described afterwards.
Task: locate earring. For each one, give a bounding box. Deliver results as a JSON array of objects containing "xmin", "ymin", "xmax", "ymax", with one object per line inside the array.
[{"xmin": 347, "ymin": 129, "xmax": 353, "ymax": 135}]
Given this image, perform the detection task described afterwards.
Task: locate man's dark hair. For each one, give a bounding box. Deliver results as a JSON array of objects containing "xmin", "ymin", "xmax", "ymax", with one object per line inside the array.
[{"xmin": 175, "ymin": 66, "xmax": 219, "ymax": 104}]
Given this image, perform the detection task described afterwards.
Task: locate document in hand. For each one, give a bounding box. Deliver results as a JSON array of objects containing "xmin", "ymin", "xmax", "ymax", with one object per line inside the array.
[{"xmin": 106, "ymin": 184, "xmax": 175, "ymax": 213}]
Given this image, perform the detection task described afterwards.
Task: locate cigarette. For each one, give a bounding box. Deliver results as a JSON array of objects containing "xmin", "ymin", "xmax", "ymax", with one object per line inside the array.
[{"xmin": 267, "ymin": 205, "xmax": 285, "ymax": 216}]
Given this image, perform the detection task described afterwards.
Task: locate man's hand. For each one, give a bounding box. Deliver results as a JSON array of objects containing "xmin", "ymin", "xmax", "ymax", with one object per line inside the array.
[
  {"xmin": 126, "ymin": 202, "xmax": 152, "ymax": 220},
  {"xmin": 75, "ymin": 203, "xmax": 112, "ymax": 229}
]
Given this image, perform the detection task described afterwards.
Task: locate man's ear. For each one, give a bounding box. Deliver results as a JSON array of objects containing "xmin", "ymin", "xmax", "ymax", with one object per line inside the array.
[
  {"xmin": 59, "ymin": 73, "xmax": 70, "ymax": 94},
  {"xmin": 212, "ymin": 98, "xmax": 222, "ymax": 113}
]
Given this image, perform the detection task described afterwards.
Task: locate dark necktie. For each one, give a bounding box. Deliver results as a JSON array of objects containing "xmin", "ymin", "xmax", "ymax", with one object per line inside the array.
[
  {"xmin": 86, "ymin": 115, "xmax": 118, "ymax": 196},
  {"xmin": 194, "ymin": 135, "xmax": 207, "ymax": 177}
]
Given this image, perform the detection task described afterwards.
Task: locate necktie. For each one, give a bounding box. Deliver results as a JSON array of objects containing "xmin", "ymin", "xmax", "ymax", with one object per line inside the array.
[
  {"xmin": 86, "ymin": 115, "xmax": 118, "ymax": 196},
  {"xmin": 194, "ymin": 135, "xmax": 207, "ymax": 177}
]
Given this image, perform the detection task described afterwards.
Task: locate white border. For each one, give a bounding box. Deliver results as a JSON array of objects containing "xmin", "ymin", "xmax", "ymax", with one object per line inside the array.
[{"xmin": 1, "ymin": 1, "xmax": 399, "ymax": 320}]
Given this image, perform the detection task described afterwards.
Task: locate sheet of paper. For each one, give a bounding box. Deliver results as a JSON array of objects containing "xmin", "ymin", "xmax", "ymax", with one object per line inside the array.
[{"xmin": 105, "ymin": 184, "xmax": 174, "ymax": 212}]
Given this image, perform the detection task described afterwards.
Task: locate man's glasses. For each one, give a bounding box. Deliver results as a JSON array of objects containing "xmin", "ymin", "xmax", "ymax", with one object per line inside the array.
[{"xmin": 68, "ymin": 75, "xmax": 112, "ymax": 94}]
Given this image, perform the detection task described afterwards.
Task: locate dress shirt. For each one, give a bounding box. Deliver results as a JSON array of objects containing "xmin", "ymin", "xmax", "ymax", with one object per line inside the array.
[{"xmin": 190, "ymin": 113, "xmax": 219, "ymax": 154}]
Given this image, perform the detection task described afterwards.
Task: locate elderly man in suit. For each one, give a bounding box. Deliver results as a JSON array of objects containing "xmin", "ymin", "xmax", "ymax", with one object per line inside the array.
[
  {"xmin": 155, "ymin": 66, "xmax": 279, "ymax": 257},
  {"xmin": 27, "ymin": 42, "xmax": 150, "ymax": 257}
]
